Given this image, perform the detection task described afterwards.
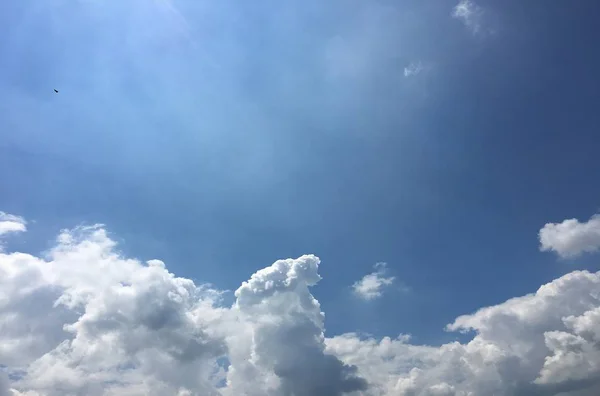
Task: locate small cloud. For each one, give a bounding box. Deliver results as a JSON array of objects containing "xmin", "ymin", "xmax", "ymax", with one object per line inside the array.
[
  {"xmin": 539, "ymin": 213, "xmax": 600, "ymax": 259},
  {"xmin": 403, "ymin": 61, "xmax": 424, "ymax": 78},
  {"xmin": 452, "ymin": 0, "xmax": 484, "ymax": 35},
  {"xmin": 0, "ymin": 211, "xmax": 27, "ymax": 237},
  {"xmin": 352, "ymin": 262, "xmax": 395, "ymax": 301}
]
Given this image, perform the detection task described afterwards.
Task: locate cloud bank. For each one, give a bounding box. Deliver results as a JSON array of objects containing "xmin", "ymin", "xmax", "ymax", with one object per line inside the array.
[{"xmin": 2, "ymin": 211, "xmax": 600, "ymax": 395}]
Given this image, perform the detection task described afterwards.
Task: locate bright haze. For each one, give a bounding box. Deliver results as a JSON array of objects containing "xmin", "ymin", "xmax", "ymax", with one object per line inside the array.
[{"xmin": 2, "ymin": 1, "xmax": 600, "ymax": 395}]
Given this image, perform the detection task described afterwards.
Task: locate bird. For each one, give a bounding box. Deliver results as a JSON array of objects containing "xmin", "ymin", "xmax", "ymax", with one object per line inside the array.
[{"xmin": 54, "ymin": 89, "xmax": 59, "ymax": 93}]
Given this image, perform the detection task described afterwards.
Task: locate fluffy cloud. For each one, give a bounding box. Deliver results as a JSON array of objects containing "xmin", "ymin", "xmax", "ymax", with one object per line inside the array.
[
  {"xmin": 331, "ymin": 269, "xmax": 600, "ymax": 395},
  {"xmin": 452, "ymin": 0, "xmax": 484, "ymax": 35},
  {"xmin": 0, "ymin": 212, "xmax": 26, "ymax": 237},
  {"xmin": 352, "ymin": 263, "xmax": 395, "ymax": 301},
  {"xmin": 225, "ymin": 255, "xmax": 367, "ymax": 396},
  {"xmin": 2, "ymin": 211, "xmax": 600, "ymax": 395},
  {"xmin": 539, "ymin": 214, "xmax": 600, "ymax": 258},
  {"xmin": 0, "ymin": 213, "xmax": 366, "ymax": 396},
  {"xmin": 0, "ymin": 224, "xmax": 227, "ymax": 395}
]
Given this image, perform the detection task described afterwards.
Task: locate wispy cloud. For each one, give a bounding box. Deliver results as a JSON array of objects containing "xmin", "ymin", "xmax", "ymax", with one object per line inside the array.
[
  {"xmin": 452, "ymin": 0, "xmax": 484, "ymax": 35},
  {"xmin": 0, "ymin": 211, "xmax": 26, "ymax": 237},
  {"xmin": 152, "ymin": 0, "xmax": 206, "ymax": 52},
  {"xmin": 352, "ymin": 262, "xmax": 395, "ymax": 300},
  {"xmin": 403, "ymin": 61, "xmax": 425, "ymax": 78}
]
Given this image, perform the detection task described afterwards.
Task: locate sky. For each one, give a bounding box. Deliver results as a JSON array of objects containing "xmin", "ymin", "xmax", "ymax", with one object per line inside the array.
[{"xmin": 2, "ymin": 0, "xmax": 600, "ymax": 395}]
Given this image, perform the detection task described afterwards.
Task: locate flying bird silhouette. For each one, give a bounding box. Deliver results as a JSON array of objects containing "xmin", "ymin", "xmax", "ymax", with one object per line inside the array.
[{"xmin": 54, "ymin": 89, "xmax": 59, "ymax": 93}]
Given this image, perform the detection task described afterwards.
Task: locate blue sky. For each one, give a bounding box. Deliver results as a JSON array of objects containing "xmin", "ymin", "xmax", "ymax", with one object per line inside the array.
[{"xmin": 2, "ymin": 0, "xmax": 600, "ymax": 352}]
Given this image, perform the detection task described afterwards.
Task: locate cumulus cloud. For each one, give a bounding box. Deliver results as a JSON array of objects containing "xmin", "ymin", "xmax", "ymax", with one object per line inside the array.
[
  {"xmin": 0, "ymin": 225, "xmax": 227, "ymax": 395},
  {"xmin": 0, "ymin": 217, "xmax": 365, "ymax": 395},
  {"xmin": 452, "ymin": 0, "xmax": 484, "ymax": 35},
  {"xmin": 225, "ymin": 255, "xmax": 367, "ymax": 396},
  {"xmin": 331, "ymin": 269, "xmax": 600, "ymax": 396},
  {"xmin": 539, "ymin": 214, "xmax": 600, "ymax": 259},
  {"xmin": 0, "ymin": 212, "xmax": 26, "ymax": 237},
  {"xmin": 3, "ymin": 213, "xmax": 600, "ymax": 395},
  {"xmin": 352, "ymin": 262, "xmax": 395, "ymax": 301}
]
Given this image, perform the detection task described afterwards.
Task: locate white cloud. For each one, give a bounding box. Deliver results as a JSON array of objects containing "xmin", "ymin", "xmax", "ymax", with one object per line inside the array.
[
  {"xmin": 0, "ymin": 217, "xmax": 366, "ymax": 396},
  {"xmin": 3, "ymin": 212, "xmax": 600, "ymax": 395},
  {"xmin": 0, "ymin": 212, "xmax": 26, "ymax": 237},
  {"xmin": 452, "ymin": 0, "xmax": 484, "ymax": 35},
  {"xmin": 331, "ymin": 269, "xmax": 600, "ymax": 395},
  {"xmin": 403, "ymin": 62, "xmax": 424, "ymax": 78},
  {"xmin": 0, "ymin": 224, "xmax": 228, "ymax": 395},
  {"xmin": 352, "ymin": 262, "xmax": 395, "ymax": 301},
  {"xmin": 539, "ymin": 214, "xmax": 600, "ymax": 258},
  {"xmin": 225, "ymin": 255, "xmax": 367, "ymax": 396}
]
